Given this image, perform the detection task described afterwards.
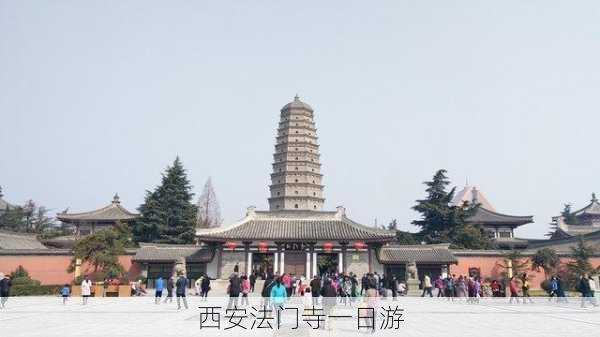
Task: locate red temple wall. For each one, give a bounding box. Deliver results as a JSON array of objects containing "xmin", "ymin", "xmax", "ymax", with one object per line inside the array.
[
  {"xmin": 0, "ymin": 255, "xmax": 140, "ymax": 285},
  {"xmin": 451, "ymin": 255, "xmax": 600, "ymax": 289}
]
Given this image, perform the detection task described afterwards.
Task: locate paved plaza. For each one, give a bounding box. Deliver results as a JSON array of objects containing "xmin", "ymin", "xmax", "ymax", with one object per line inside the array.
[{"xmin": 1, "ymin": 294, "xmax": 598, "ymax": 337}]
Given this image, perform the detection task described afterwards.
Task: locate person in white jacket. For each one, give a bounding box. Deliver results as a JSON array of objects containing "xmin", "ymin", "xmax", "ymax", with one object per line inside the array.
[{"xmin": 81, "ymin": 276, "xmax": 93, "ymax": 305}]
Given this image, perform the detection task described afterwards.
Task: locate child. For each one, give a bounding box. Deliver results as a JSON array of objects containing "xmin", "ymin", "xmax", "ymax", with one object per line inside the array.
[{"xmin": 60, "ymin": 284, "xmax": 70, "ymax": 305}]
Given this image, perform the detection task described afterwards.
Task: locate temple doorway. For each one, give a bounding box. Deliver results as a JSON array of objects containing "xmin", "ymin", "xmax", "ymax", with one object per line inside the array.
[
  {"xmin": 317, "ymin": 253, "xmax": 338, "ymax": 276},
  {"xmin": 284, "ymin": 252, "xmax": 306, "ymax": 277},
  {"xmin": 252, "ymin": 253, "xmax": 274, "ymax": 279}
]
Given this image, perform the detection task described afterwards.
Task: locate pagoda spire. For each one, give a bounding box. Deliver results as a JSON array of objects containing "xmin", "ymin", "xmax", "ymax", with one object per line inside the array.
[{"xmin": 268, "ymin": 96, "xmax": 325, "ymax": 211}]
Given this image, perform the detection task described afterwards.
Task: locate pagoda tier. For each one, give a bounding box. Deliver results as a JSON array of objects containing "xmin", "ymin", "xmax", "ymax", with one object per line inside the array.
[{"xmin": 268, "ymin": 95, "xmax": 325, "ymax": 211}]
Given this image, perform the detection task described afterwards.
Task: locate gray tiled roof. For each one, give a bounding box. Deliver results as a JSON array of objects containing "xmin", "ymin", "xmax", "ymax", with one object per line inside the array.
[
  {"xmin": 197, "ymin": 210, "xmax": 396, "ymax": 243},
  {"xmin": 573, "ymin": 198, "xmax": 600, "ymax": 216},
  {"xmin": 378, "ymin": 244, "xmax": 457, "ymax": 264},
  {"xmin": 57, "ymin": 197, "xmax": 139, "ymax": 222},
  {"xmin": 467, "ymin": 207, "xmax": 533, "ymax": 226},
  {"xmin": 0, "ymin": 231, "xmax": 48, "ymax": 250},
  {"xmin": 133, "ymin": 243, "xmax": 214, "ymax": 263}
]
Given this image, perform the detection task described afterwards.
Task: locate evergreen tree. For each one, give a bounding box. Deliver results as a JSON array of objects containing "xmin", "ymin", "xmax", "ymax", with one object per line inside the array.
[
  {"xmin": 134, "ymin": 157, "xmax": 197, "ymax": 244},
  {"xmin": 566, "ymin": 237, "xmax": 597, "ymax": 277},
  {"xmin": 531, "ymin": 248, "xmax": 560, "ymax": 279},
  {"xmin": 67, "ymin": 226, "xmax": 127, "ymax": 278},
  {"xmin": 412, "ymin": 169, "xmax": 488, "ymax": 248}
]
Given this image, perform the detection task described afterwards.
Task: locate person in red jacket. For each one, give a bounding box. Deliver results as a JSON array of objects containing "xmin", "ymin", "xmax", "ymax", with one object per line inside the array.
[{"xmin": 508, "ymin": 276, "xmax": 520, "ymax": 304}]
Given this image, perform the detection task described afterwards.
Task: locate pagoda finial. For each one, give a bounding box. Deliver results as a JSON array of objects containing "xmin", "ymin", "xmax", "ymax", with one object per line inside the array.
[
  {"xmin": 112, "ymin": 193, "xmax": 120, "ymax": 204},
  {"xmin": 592, "ymin": 193, "xmax": 597, "ymax": 203},
  {"xmin": 294, "ymin": 94, "xmax": 300, "ymax": 101}
]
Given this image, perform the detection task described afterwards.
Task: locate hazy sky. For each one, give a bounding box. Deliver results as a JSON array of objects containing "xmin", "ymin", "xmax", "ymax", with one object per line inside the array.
[{"xmin": 1, "ymin": 1, "xmax": 599, "ymax": 239}]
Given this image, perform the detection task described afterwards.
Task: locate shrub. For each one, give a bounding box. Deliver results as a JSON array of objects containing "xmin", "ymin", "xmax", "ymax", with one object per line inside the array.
[{"xmin": 9, "ymin": 266, "xmax": 56, "ymax": 296}]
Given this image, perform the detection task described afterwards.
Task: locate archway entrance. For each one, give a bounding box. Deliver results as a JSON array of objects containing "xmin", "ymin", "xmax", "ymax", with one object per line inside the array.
[{"xmin": 317, "ymin": 253, "xmax": 338, "ymax": 276}]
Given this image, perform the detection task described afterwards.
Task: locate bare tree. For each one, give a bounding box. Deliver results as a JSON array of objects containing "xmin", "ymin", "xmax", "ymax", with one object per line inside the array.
[{"xmin": 196, "ymin": 177, "xmax": 223, "ymax": 228}]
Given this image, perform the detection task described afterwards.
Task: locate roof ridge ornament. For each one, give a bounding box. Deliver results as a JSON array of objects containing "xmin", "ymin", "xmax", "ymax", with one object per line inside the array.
[
  {"xmin": 294, "ymin": 94, "xmax": 300, "ymax": 101},
  {"xmin": 112, "ymin": 193, "xmax": 120, "ymax": 204},
  {"xmin": 592, "ymin": 193, "xmax": 598, "ymax": 203}
]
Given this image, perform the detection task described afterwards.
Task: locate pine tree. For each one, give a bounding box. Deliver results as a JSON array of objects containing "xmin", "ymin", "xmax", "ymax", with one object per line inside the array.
[
  {"xmin": 561, "ymin": 204, "xmax": 578, "ymax": 225},
  {"xmin": 196, "ymin": 177, "xmax": 223, "ymax": 228},
  {"xmin": 134, "ymin": 157, "xmax": 197, "ymax": 244},
  {"xmin": 412, "ymin": 169, "xmax": 489, "ymax": 248},
  {"xmin": 566, "ymin": 237, "xmax": 597, "ymax": 277},
  {"xmin": 531, "ymin": 248, "xmax": 560, "ymax": 280}
]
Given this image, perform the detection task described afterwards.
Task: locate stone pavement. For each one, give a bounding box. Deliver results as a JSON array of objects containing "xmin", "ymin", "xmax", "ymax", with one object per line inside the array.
[{"xmin": 0, "ymin": 295, "xmax": 598, "ymax": 337}]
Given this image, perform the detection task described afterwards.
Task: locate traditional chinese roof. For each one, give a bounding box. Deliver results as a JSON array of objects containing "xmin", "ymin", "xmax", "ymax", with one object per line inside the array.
[
  {"xmin": 197, "ymin": 207, "xmax": 396, "ymax": 243},
  {"xmin": 451, "ymin": 185, "xmax": 496, "ymax": 211},
  {"xmin": 57, "ymin": 194, "xmax": 139, "ymax": 223},
  {"xmin": 466, "ymin": 207, "xmax": 533, "ymax": 227},
  {"xmin": 378, "ymin": 244, "xmax": 457, "ymax": 264},
  {"xmin": 132, "ymin": 243, "xmax": 214, "ymax": 263},
  {"xmin": 0, "ymin": 196, "xmax": 15, "ymax": 212},
  {"xmin": 527, "ymin": 230, "xmax": 600, "ymax": 255},
  {"xmin": 572, "ymin": 194, "xmax": 600, "ymax": 216},
  {"xmin": 0, "ymin": 231, "xmax": 48, "ymax": 250}
]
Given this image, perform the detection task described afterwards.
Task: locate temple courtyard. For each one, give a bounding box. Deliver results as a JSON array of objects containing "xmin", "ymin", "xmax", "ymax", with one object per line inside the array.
[{"xmin": 1, "ymin": 295, "xmax": 598, "ymax": 337}]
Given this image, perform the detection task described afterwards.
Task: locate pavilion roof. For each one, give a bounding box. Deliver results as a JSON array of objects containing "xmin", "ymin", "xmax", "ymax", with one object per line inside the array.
[
  {"xmin": 132, "ymin": 243, "xmax": 214, "ymax": 263},
  {"xmin": 466, "ymin": 207, "xmax": 533, "ymax": 227},
  {"xmin": 196, "ymin": 208, "xmax": 396, "ymax": 243},
  {"xmin": 56, "ymin": 194, "xmax": 139, "ymax": 223},
  {"xmin": 572, "ymin": 194, "xmax": 600, "ymax": 216},
  {"xmin": 378, "ymin": 244, "xmax": 457, "ymax": 264}
]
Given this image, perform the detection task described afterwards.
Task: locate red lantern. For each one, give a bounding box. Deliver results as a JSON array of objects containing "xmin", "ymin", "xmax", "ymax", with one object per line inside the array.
[
  {"xmin": 323, "ymin": 242, "xmax": 333, "ymax": 252},
  {"xmin": 225, "ymin": 241, "xmax": 238, "ymax": 250},
  {"xmin": 258, "ymin": 241, "xmax": 268, "ymax": 253},
  {"xmin": 353, "ymin": 242, "xmax": 366, "ymax": 250}
]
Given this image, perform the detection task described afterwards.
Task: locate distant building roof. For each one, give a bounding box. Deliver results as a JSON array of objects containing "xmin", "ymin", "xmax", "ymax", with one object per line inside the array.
[
  {"xmin": 467, "ymin": 207, "xmax": 533, "ymax": 227},
  {"xmin": 572, "ymin": 193, "xmax": 600, "ymax": 216},
  {"xmin": 378, "ymin": 244, "xmax": 457, "ymax": 264},
  {"xmin": 527, "ymin": 230, "xmax": 600, "ymax": 255},
  {"xmin": 0, "ymin": 231, "xmax": 48, "ymax": 250},
  {"xmin": 197, "ymin": 207, "xmax": 396, "ymax": 243},
  {"xmin": 132, "ymin": 243, "xmax": 214, "ymax": 263},
  {"xmin": 451, "ymin": 185, "xmax": 496, "ymax": 211},
  {"xmin": 57, "ymin": 194, "xmax": 139, "ymax": 223}
]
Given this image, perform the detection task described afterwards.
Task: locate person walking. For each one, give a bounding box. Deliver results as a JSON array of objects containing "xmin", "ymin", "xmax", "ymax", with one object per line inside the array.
[
  {"xmin": 249, "ymin": 272, "xmax": 257, "ymax": 292},
  {"xmin": 175, "ymin": 274, "xmax": 188, "ymax": 309},
  {"xmin": 270, "ymin": 277, "xmax": 288, "ymax": 324},
  {"xmin": 200, "ymin": 274, "xmax": 211, "ymax": 301},
  {"xmin": 577, "ymin": 274, "xmax": 598, "ymax": 308},
  {"xmin": 194, "ymin": 277, "xmax": 201, "ymax": 296},
  {"xmin": 321, "ymin": 278, "xmax": 338, "ymax": 331},
  {"xmin": 154, "ymin": 277, "xmax": 164, "ymax": 304},
  {"xmin": 520, "ymin": 273, "xmax": 533, "ymax": 304},
  {"xmin": 241, "ymin": 274, "xmax": 250, "ymax": 307},
  {"xmin": 163, "ymin": 277, "xmax": 174, "ymax": 303},
  {"xmin": 0, "ymin": 274, "xmax": 11, "ymax": 309},
  {"xmin": 435, "ymin": 276, "xmax": 445, "ymax": 297},
  {"xmin": 421, "ymin": 274, "xmax": 433, "ymax": 297},
  {"xmin": 60, "ymin": 284, "xmax": 70, "ymax": 305},
  {"xmin": 81, "ymin": 276, "xmax": 92, "ymax": 305},
  {"xmin": 261, "ymin": 275, "xmax": 274, "ymax": 310},
  {"xmin": 228, "ymin": 273, "xmax": 241, "ymax": 309},
  {"xmin": 310, "ymin": 275, "xmax": 321, "ymax": 306},
  {"xmin": 508, "ymin": 276, "xmax": 520, "ymax": 304},
  {"xmin": 362, "ymin": 285, "xmax": 379, "ymax": 334},
  {"xmin": 588, "ymin": 275, "xmax": 598, "ymax": 306}
]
